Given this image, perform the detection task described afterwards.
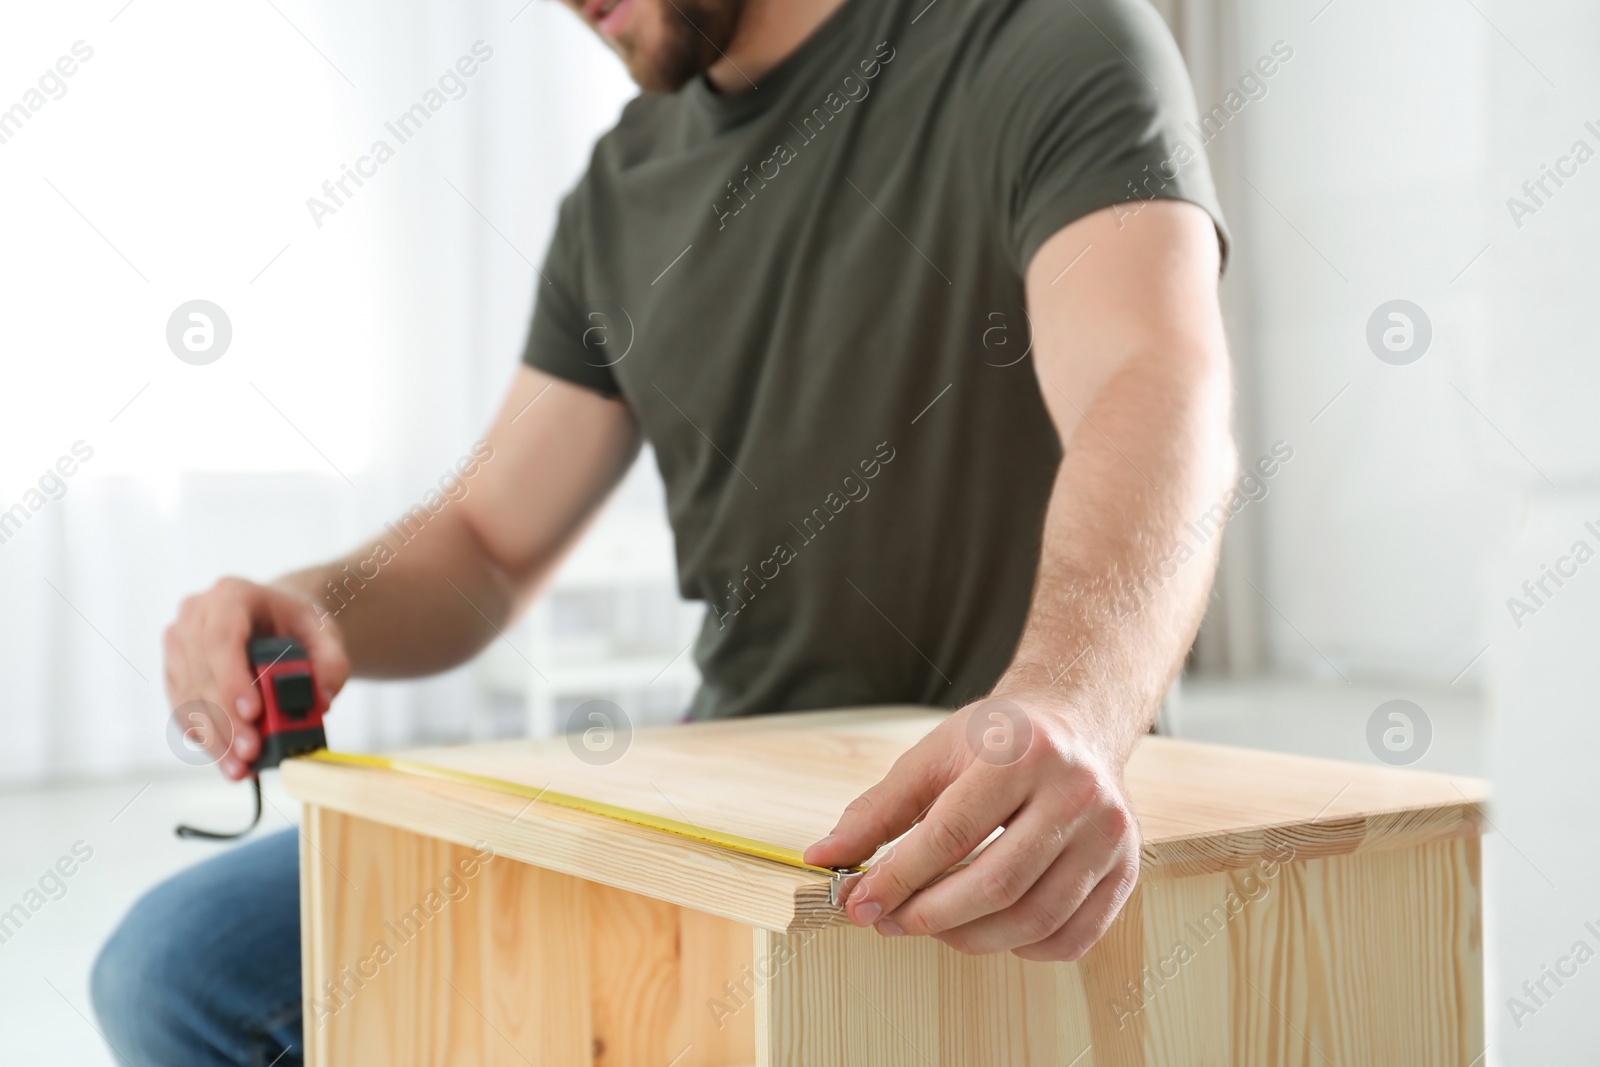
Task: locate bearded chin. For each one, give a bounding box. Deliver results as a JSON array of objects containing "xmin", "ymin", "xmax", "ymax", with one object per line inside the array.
[{"xmin": 622, "ymin": 0, "xmax": 743, "ymax": 93}]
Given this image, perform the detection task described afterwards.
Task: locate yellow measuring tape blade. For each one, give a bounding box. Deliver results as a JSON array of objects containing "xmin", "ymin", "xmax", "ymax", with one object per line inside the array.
[{"xmin": 303, "ymin": 749, "xmax": 850, "ymax": 877}]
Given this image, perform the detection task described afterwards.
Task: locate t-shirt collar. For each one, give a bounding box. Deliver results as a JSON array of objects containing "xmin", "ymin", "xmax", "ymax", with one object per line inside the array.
[{"xmin": 682, "ymin": 0, "xmax": 877, "ymax": 130}]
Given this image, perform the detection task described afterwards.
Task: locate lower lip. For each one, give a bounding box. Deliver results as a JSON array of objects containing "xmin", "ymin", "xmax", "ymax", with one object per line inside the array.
[{"xmin": 598, "ymin": 0, "xmax": 633, "ymax": 36}]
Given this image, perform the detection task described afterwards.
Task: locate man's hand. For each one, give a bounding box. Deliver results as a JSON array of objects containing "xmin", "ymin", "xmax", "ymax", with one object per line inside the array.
[
  {"xmin": 162, "ymin": 578, "xmax": 350, "ymax": 780},
  {"xmin": 803, "ymin": 694, "xmax": 1140, "ymax": 962}
]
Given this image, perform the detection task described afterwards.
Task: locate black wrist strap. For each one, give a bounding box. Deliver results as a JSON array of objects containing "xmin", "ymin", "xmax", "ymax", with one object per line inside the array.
[{"xmin": 175, "ymin": 774, "xmax": 263, "ymax": 841}]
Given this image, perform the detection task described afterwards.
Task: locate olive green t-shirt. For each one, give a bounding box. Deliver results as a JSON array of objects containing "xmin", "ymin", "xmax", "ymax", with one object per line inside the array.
[{"xmin": 524, "ymin": 0, "xmax": 1225, "ymax": 719}]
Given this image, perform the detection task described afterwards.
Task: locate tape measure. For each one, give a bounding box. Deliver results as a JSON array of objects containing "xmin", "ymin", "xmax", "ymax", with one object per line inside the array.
[{"xmin": 304, "ymin": 749, "xmax": 862, "ymax": 883}]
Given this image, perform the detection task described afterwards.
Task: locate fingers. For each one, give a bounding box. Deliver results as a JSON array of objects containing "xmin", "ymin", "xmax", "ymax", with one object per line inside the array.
[
  {"xmin": 803, "ymin": 724, "xmax": 963, "ymax": 871},
  {"xmin": 842, "ymin": 759, "xmax": 1027, "ymax": 930},
  {"xmin": 806, "ymin": 701, "xmax": 1141, "ymax": 965},
  {"xmin": 930, "ymin": 835, "xmax": 1126, "ymax": 956},
  {"xmin": 163, "ymin": 610, "xmax": 254, "ymax": 781},
  {"xmin": 1010, "ymin": 854, "xmax": 1141, "ymax": 963},
  {"xmin": 920, "ymin": 776, "xmax": 1137, "ymax": 956},
  {"xmin": 200, "ymin": 591, "xmax": 260, "ymax": 767},
  {"xmin": 886, "ymin": 796, "xmax": 1076, "ymax": 937}
]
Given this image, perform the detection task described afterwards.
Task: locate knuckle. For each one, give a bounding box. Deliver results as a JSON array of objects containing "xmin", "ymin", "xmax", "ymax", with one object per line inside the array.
[
  {"xmin": 212, "ymin": 575, "xmax": 248, "ymax": 598},
  {"xmin": 886, "ymin": 748, "xmax": 924, "ymax": 781},
  {"xmin": 1055, "ymin": 772, "xmax": 1097, "ymax": 815},
  {"xmin": 1068, "ymin": 867, "xmax": 1101, "ymax": 908},
  {"xmin": 925, "ymin": 809, "xmax": 981, "ymax": 861},
  {"xmin": 843, "ymin": 792, "xmax": 879, "ymax": 821},
  {"xmin": 1014, "ymin": 732, "xmax": 1053, "ymax": 771},
  {"xmin": 203, "ymin": 608, "xmax": 246, "ymax": 640},
  {"xmin": 976, "ymin": 864, "xmax": 1028, "ymax": 911},
  {"xmin": 869, "ymin": 865, "xmax": 913, "ymax": 902},
  {"xmin": 1099, "ymin": 803, "xmax": 1132, "ymax": 840},
  {"xmin": 1107, "ymin": 864, "xmax": 1141, "ymax": 908},
  {"xmin": 894, "ymin": 904, "xmax": 935, "ymax": 937},
  {"xmin": 1081, "ymin": 768, "xmax": 1114, "ymax": 801},
  {"xmin": 1016, "ymin": 902, "xmax": 1065, "ymax": 943},
  {"xmin": 841, "ymin": 793, "xmax": 886, "ymax": 835}
]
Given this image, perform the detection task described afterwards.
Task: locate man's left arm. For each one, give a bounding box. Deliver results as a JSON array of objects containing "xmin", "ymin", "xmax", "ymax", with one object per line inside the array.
[{"xmin": 804, "ymin": 198, "xmax": 1237, "ymax": 961}]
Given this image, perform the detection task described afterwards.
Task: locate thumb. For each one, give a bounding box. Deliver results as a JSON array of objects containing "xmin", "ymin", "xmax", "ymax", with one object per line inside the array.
[{"xmin": 804, "ymin": 724, "xmax": 962, "ymax": 869}]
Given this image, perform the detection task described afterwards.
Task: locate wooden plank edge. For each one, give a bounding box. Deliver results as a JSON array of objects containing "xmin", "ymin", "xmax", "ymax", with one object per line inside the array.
[
  {"xmin": 282, "ymin": 759, "xmax": 842, "ymax": 934},
  {"xmin": 1141, "ymin": 800, "xmax": 1486, "ymax": 878}
]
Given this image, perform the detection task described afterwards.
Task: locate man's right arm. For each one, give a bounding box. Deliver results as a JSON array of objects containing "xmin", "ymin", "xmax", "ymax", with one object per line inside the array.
[{"xmin": 163, "ymin": 367, "xmax": 640, "ymax": 779}]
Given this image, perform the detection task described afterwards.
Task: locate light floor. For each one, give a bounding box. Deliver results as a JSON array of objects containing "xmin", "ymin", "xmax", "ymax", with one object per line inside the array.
[
  {"xmin": 0, "ymin": 772, "xmax": 304, "ymax": 1065},
  {"xmin": 0, "ymin": 677, "xmax": 1485, "ymax": 1065}
]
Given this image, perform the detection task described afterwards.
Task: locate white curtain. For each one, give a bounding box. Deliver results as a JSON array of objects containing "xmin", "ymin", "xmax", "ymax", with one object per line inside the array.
[{"xmin": 0, "ymin": 0, "xmax": 638, "ymax": 783}]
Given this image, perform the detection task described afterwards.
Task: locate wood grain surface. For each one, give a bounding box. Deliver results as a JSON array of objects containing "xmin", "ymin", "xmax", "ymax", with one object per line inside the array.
[
  {"xmin": 300, "ymin": 807, "xmax": 757, "ymax": 1067},
  {"xmin": 753, "ymin": 836, "xmax": 1483, "ymax": 1066},
  {"xmin": 285, "ymin": 707, "xmax": 1488, "ymax": 912}
]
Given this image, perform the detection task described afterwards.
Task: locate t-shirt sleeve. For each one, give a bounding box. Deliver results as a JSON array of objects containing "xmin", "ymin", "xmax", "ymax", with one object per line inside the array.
[
  {"xmin": 521, "ymin": 188, "xmax": 623, "ymax": 398},
  {"xmin": 966, "ymin": 0, "xmax": 1230, "ymax": 274}
]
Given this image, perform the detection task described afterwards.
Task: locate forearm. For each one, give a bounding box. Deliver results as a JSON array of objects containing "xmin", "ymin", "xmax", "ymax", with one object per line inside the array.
[
  {"xmin": 268, "ymin": 372, "xmax": 639, "ymax": 681},
  {"xmin": 274, "ymin": 512, "xmax": 521, "ymax": 679},
  {"xmin": 993, "ymin": 344, "xmax": 1236, "ymax": 769}
]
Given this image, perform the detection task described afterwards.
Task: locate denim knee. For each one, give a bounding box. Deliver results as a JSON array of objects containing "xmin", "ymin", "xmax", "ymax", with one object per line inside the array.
[
  {"xmin": 91, "ymin": 884, "xmax": 198, "ymax": 1066},
  {"xmin": 91, "ymin": 828, "xmax": 302, "ymax": 1067}
]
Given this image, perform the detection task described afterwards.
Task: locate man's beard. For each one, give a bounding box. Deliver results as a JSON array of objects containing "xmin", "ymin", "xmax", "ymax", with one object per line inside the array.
[{"xmin": 620, "ymin": 0, "xmax": 747, "ymax": 92}]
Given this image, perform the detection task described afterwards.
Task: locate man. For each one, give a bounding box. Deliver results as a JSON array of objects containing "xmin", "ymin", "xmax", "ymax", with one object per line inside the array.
[{"xmin": 92, "ymin": 0, "xmax": 1234, "ymax": 1061}]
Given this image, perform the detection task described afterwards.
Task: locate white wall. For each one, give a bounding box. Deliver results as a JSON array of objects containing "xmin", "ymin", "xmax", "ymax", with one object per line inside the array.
[
  {"xmin": 1490, "ymin": 493, "xmax": 1600, "ymax": 1062},
  {"xmin": 1229, "ymin": 0, "xmax": 1510, "ymax": 686},
  {"xmin": 1480, "ymin": 2, "xmax": 1600, "ymax": 1060}
]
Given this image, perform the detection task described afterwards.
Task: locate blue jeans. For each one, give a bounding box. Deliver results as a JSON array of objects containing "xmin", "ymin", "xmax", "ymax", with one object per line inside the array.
[{"xmin": 92, "ymin": 829, "xmax": 303, "ymax": 1067}]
